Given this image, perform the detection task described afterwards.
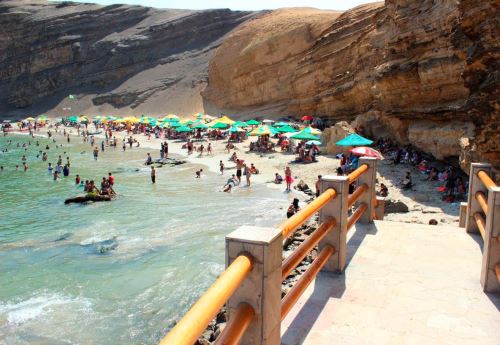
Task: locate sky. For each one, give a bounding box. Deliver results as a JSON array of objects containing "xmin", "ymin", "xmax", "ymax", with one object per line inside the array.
[{"xmin": 53, "ymin": 0, "xmax": 375, "ymax": 11}]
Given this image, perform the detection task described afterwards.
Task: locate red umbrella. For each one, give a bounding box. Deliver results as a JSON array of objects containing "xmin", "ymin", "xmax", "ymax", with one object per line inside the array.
[
  {"xmin": 350, "ymin": 147, "xmax": 383, "ymax": 159},
  {"xmin": 301, "ymin": 115, "xmax": 313, "ymax": 122}
]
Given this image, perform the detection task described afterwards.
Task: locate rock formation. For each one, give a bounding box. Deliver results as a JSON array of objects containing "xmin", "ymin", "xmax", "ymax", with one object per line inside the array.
[
  {"xmin": 0, "ymin": 0, "xmax": 256, "ymax": 116},
  {"xmin": 204, "ymin": 0, "xmax": 499, "ymax": 170},
  {"xmin": 0, "ymin": 0, "xmax": 498, "ymax": 170}
]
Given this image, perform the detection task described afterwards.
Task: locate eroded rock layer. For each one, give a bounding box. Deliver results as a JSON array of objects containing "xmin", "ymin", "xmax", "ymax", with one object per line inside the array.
[
  {"xmin": 0, "ymin": 0, "xmax": 256, "ymax": 115},
  {"xmin": 204, "ymin": 0, "xmax": 499, "ymax": 170}
]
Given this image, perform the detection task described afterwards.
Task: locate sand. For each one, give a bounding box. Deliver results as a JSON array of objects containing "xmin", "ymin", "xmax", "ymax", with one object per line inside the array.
[{"xmin": 15, "ymin": 122, "xmax": 460, "ymax": 226}]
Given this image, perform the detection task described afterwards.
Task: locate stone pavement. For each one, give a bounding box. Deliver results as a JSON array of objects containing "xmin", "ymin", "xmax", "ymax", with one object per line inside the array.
[{"xmin": 281, "ymin": 220, "xmax": 500, "ymax": 345}]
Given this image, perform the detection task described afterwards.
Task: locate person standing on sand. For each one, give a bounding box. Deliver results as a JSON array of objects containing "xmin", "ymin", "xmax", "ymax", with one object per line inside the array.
[
  {"xmin": 315, "ymin": 175, "xmax": 322, "ymax": 197},
  {"xmin": 285, "ymin": 166, "xmax": 293, "ymax": 192},
  {"xmin": 151, "ymin": 166, "xmax": 156, "ymax": 184},
  {"xmin": 207, "ymin": 143, "xmax": 213, "ymax": 156},
  {"xmin": 220, "ymin": 160, "xmax": 224, "ymax": 175},
  {"xmin": 164, "ymin": 142, "xmax": 168, "ymax": 158}
]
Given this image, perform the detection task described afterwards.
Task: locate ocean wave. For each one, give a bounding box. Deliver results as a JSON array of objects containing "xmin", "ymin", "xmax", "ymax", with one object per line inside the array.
[{"xmin": 0, "ymin": 293, "xmax": 92, "ymax": 325}]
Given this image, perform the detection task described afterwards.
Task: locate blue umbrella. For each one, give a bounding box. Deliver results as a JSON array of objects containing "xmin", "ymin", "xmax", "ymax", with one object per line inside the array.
[{"xmin": 335, "ymin": 133, "xmax": 373, "ymax": 146}]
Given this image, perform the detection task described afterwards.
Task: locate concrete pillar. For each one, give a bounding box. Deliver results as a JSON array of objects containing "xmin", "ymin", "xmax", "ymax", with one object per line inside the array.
[
  {"xmin": 375, "ymin": 196, "xmax": 385, "ymax": 221},
  {"xmin": 357, "ymin": 157, "xmax": 378, "ymax": 223},
  {"xmin": 459, "ymin": 202, "xmax": 467, "ymax": 228},
  {"xmin": 465, "ymin": 163, "xmax": 492, "ymax": 233},
  {"xmin": 318, "ymin": 176, "xmax": 349, "ymax": 272},
  {"xmin": 226, "ymin": 226, "xmax": 283, "ymax": 345},
  {"xmin": 480, "ymin": 187, "xmax": 500, "ymax": 293}
]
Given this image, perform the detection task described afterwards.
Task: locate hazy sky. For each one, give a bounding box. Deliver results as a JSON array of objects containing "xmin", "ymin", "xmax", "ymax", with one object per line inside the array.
[{"xmin": 54, "ymin": 0, "xmax": 374, "ymax": 11}]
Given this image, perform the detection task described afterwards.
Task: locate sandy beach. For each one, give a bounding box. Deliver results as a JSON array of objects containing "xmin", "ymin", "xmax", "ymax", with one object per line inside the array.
[{"xmin": 19, "ymin": 121, "xmax": 460, "ymax": 227}]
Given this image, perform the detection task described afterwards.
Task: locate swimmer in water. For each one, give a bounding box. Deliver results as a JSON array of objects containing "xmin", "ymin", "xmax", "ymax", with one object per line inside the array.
[{"xmin": 23, "ymin": 162, "xmax": 28, "ymax": 171}]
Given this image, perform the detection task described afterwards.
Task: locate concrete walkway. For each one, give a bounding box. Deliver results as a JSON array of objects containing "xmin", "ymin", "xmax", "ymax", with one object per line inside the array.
[{"xmin": 281, "ymin": 220, "xmax": 500, "ymax": 345}]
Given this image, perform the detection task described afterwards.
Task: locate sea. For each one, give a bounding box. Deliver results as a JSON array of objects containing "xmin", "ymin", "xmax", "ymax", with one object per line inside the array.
[{"xmin": 0, "ymin": 132, "xmax": 290, "ymax": 344}]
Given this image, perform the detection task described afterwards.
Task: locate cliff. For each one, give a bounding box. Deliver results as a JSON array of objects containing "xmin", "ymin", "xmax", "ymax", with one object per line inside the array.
[
  {"xmin": 0, "ymin": 0, "xmax": 498, "ymax": 170},
  {"xmin": 0, "ymin": 0, "xmax": 256, "ymax": 116},
  {"xmin": 204, "ymin": 0, "xmax": 499, "ymax": 170}
]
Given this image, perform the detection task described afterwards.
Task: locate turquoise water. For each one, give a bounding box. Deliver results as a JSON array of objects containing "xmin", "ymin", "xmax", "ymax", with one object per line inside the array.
[{"xmin": 0, "ymin": 133, "xmax": 289, "ymax": 344}]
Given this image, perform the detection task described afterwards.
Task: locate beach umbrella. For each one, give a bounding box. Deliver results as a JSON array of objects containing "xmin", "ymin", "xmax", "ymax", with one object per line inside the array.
[
  {"xmin": 306, "ymin": 140, "xmax": 322, "ymax": 145},
  {"xmin": 37, "ymin": 115, "xmax": 48, "ymax": 121},
  {"xmin": 336, "ymin": 133, "xmax": 373, "ymax": 146},
  {"xmin": 164, "ymin": 114, "xmax": 179, "ymax": 120},
  {"xmin": 191, "ymin": 121, "xmax": 208, "ymax": 129},
  {"xmin": 275, "ymin": 121, "xmax": 289, "ymax": 127},
  {"xmin": 229, "ymin": 126, "xmax": 245, "ymax": 133},
  {"xmin": 245, "ymin": 119, "xmax": 260, "ymax": 126},
  {"xmin": 211, "ymin": 122, "xmax": 229, "ymax": 129},
  {"xmin": 248, "ymin": 125, "xmax": 278, "ymax": 136},
  {"xmin": 291, "ymin": 130, "xmax": 320, "ymax": 141},
  {"xmin": 232, "ymin": 121, "xmax": 247, "ymax": 127},
  {"xmin": 301, "ymin": 115, "xmax": 314, "ymax": 122},
  {"xmin": 175, "ymin": 126, "xmax": 193, "ymax": 133},
  {"xmin": 78, "ymin": 116, "xmax": 89, "ymax": 123},
  {"xmin": 275, "ymin": 125, "xmax": 298, "ymax": 133},
  {"xmin": 182, "ymin": 120, "xmax": 194, "ymax": 125},
  {"xmin": 67, "ymin": 116, "xmax": 78, "ymax": 122},
  {"xmin": 193, "ymin": 112, "xmax": 204, "ymax": 120},
  {"xmin": 216, "ymin": 116, "xmax": 235, "ymax": 125},
  {"xmin": 350, "ymin": 146, "xmax": 383, "ymax": 159},
  {"xmin": 25, "ymin": 117, "xmax": 35, "ymax": 122},
  {"xmin": 169, "ymin": 121, "xmax": 182, "ymax": 128},
  {"xmin": 302, "ymin": 126, "xmax": 322, "ymax": 135},
  {"xmin": 262, "ymin": 119, "xmax": 275, "ymax": 124},
  {"xmin": 106, "ymin": 115, "xmax": 117, "ymax": 121}
]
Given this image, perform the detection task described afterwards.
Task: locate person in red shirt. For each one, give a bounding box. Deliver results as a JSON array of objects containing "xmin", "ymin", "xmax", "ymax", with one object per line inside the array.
[{"xmin": 108, "ymin": 172, "xmax": 114, "ymax": 186}]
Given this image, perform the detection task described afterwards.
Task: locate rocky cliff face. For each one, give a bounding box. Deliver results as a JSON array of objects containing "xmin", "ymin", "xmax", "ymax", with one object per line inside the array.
[
  {"xmin": 0, "ymin": 0, "xmax": 498, "ymax": 170},
  {"xmin": 0, "ymin": 0, "xmax": 256, "ymax": 116},
  {"xmin": 204, "ymin": 0, "xmax": 499, "ymax": 170}
]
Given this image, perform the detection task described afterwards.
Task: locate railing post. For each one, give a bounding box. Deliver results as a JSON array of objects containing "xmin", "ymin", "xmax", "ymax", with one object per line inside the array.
[
  {"xmin": 375, "ymin": 196, "xmax": 385, "ymax": 221},
  {"xmin": 465, "ymin": 163, "xmax": 492, "ymax": 233},
  {"xmin": 459, "ymin": 202, "xmax": 467, "ymax": 228},
  {"xmin": 319, "ymin": 176, "xmax": 349, "ymax": 272},
  {"xmin": 357, "ymin": 157, "xmax": 378, "ymax": 223},
  {"xmin": 226, "ymin": 226, "xmax": 283, "ymax": 345},
  {"xmin": 480, "ymin": 187, "xmax": 500, "ymax": 293}
]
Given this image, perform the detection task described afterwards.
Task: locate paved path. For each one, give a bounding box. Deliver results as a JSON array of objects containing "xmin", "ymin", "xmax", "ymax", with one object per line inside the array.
[{"xmin": 281, "ymin": 220, "xmax": 500, "ymax": 345}]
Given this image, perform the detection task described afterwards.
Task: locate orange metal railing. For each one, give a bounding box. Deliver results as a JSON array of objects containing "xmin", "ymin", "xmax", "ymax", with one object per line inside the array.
[
  {"xmin": 281, "ymin": 245, "xmax": 335, "ymax": 320},
  {"xmin": 347, "ymin": 164, "xmax": 368, "ymax": 184},
  {"xmin": 348, "ymin": 183, "xmax": 368, "ymax": 208},
  {"xmin": 473, "ymin": 212, "xmax": 486, "ymax": 240},
  {"xmin": 475, "ymin": 191, "xmax": 489, "ymax": 215},
  {"xmin": 282, "ymin": 217, "xmax": 336, "ymax": 280},
  {"xmin": 347, "ymin": 203, "xmax": 368, "ymax": 231},
  {"xmin": 213, "ymin": 303, "xmax": 254, "ymax": 345},
  {"xmin": 159, "ymin": 254, "xmax": 253, "ymax": 345},
  {"xmin": 280, "ymin": 189, "xmax": 336, "ymax": 238},
  {"xmin": 477, "ymin": 170, "xmax": 496, "ymax": 189}
]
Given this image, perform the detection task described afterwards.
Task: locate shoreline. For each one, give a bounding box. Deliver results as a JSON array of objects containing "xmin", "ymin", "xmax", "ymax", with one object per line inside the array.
[{"xmin": 7, "ymin": 122, "xmax": 460, "ymax": 225}]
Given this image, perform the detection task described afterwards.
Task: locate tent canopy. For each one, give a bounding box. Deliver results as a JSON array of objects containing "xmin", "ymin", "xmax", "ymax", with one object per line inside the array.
[{"xmin": 336, "ymin": 133, "xmax": 373, "ymax": 146}]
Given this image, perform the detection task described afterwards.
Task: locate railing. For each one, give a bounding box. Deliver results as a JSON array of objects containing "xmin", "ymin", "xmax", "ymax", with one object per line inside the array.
[
  {"xmin": 463, "ymin": 163, "xmax": 500, "ymax": 293},
  {"xmin": 158, "ymin": 158, "xmax": 381, "ymax": 345}
]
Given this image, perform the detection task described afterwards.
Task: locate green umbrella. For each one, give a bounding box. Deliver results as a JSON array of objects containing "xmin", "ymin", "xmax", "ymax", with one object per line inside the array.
[
  {"xmin": 232, "ymin": 121, "xmax": 248, "ymax": 127},
  {"xmin": 248, "ymin": 125, "xmax": 278, "ymax": 136},
  {"xmin": 183, "ymin": 120, "xmax": 194, "ymax": 126},
  {"xmin": 211, "ymin": 122, "xmax": 229, "ymax": 129},
  {"xmin": 275, "ymin": 121, "xmax": 289, "ymax": 127},
  {"xmin": 176, "ymin": 126, "xmax": 193, "ymax": 133},
  {"xmin": 291, "ymin": 130, "xmax": 320, "ymax": 141},
  {"xmin": 335, "ymin": 133, "xmax": 373, "ymax": 146},
  {"xmin": 191, "ymin": 121, "xmax": 208, "ymax": 129},
  {"xmin": 159, "ymin": 122, "xmax": 170, "ymax": 128},
  {"xmin": 170, "ymin": 121, "xmax": 182, "ymax": 128},
  {"xmin": 67, "ymin": 116, "xmax": 78, "ymax": 122},
  {"xmin": 229, "ymin": 126, "xmax": 244, "ymax": 133},
  {"xmin": 275, "ymin": 125, "xmax": 298, "ymax": 133},
  {"xmin": 246, "ymin": 119, "xmax": 260, "ymax": 126}
]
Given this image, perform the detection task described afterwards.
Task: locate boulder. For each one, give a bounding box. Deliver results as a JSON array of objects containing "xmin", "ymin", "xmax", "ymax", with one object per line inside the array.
[{"xmin": 385, "ymin": 199, "xmax": 410, "ymax": 214}]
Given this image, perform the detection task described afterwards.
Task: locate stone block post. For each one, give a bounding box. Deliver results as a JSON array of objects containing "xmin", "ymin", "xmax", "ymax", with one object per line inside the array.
[
  {"xmin": 480, "ymin": 187, "xmax": 500, "ymax": 293},
  {"xmin": 226, "ymin": 226, "xmax": 283, "ymax": 345},
  {"xmin": 465, "ymin": 163, "xmax": 492, "ymax": 233},
  {"xmin": 375, "ymin": 196, "xmax": 385, "ymax": 221},
  {"xmin": 459, "ymin": 202, "xmax": 467, "ymax": 228},
  {"xmin": 318, "ymin": 176, "xmax": 349, "ymax": 272},
  {"xmin": 357, "ymin": 157, "xmax": 378, "ymax": 223}
]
